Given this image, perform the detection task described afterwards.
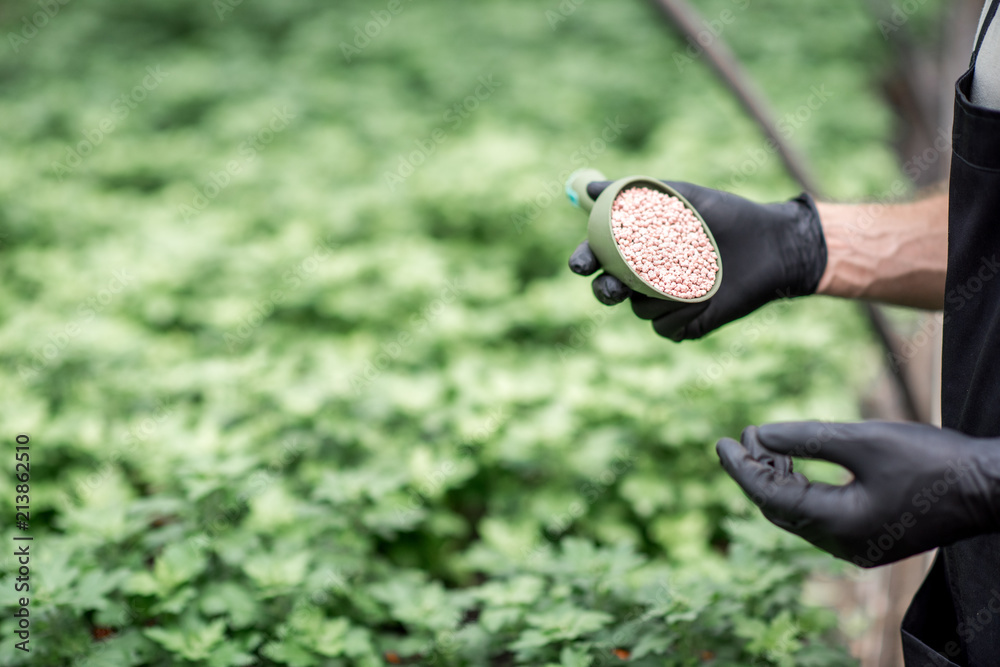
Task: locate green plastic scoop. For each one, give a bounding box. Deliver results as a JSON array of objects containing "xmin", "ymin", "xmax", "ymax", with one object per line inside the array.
[{"xmin": 565, "ymin": 169, "xmax": 723, "ymax": 308}]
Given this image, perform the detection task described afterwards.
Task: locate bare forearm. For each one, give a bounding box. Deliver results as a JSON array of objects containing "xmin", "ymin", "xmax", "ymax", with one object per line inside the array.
[{"xmin": 816, "ymin": 192, "xmax": 948, "ymax": 310}]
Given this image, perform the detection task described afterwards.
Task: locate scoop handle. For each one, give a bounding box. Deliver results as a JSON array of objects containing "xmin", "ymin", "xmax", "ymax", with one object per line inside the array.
[{"xmin": 564, "ymin": 169, "xmax": 607, "ymax": 213}]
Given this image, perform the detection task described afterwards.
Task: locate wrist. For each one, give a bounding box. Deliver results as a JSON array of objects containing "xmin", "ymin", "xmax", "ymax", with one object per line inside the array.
[
  {"xmin": 814, "ymin": 196, "xmax": 947, "ymax": 309},
  {"xmin": 815, "ymin": 201, "xmax": 856, "ymax": 299},
  {"xmin": 815, "ymin": 201, "xmax": 884, "ymax": 301}
]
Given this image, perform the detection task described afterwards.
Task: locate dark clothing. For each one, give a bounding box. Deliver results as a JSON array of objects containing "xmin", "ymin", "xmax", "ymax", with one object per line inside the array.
[{"xmin": 902, "ymin": 2, "xmax": 1000, "ymax": 664}]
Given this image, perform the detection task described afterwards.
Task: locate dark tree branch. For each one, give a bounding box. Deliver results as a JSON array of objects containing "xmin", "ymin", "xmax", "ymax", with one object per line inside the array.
[{"xmin": 648, "ymin": 0, "xmax": 921, "ymax": 422}]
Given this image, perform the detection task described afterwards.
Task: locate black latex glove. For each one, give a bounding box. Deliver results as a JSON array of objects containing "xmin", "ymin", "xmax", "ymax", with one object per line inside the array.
[
  {"xmin": 716, "ymin": 422, "xmax": 1000, "ymax": 567},
  {"xmin": 568, "ymin": 181, "xmax": 826, "ymax": 341}
]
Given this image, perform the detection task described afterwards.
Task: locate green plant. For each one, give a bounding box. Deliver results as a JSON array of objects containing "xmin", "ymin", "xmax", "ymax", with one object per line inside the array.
[{"xmin": 0, "ymin": 0, "xmax": 943, "ymax": 664}]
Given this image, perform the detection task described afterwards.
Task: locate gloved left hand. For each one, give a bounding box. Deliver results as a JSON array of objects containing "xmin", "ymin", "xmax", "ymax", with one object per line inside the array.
[{"xmin": 716, "ymin": 421, "xmax": 1000, "ymax": 567}]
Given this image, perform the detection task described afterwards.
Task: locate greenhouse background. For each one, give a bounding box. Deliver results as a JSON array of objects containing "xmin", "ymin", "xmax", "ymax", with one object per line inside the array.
[{"xmin": 0, "ymin": 0, "xmax": 967, "ymax": 664}]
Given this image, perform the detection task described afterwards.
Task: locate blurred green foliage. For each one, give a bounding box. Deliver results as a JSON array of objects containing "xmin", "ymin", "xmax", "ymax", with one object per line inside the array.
[{"xmin": 0, "ymin": 0, "xmax": 944, "ymax": 664}]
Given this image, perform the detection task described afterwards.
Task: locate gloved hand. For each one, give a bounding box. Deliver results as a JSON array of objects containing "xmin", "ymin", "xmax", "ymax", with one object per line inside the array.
[
  {"xmin": 716, "ymin": 422, "xmax": 1000, "ymax": 567},
  {"xmin": 568, "ymin": 181, "xmax": 827, "ymax": 340}
]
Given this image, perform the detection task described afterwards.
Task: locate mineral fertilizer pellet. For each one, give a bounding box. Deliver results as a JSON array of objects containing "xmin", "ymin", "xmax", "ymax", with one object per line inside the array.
[{"xmin": 610, "ymin": 187, "xmax": 719, "ymax": 299}]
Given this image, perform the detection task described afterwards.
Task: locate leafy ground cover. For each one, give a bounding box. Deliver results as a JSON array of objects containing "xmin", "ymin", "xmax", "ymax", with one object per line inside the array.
[{"xmin": 0, "ymin": 0, "xmax": 943, "ymax": 664}]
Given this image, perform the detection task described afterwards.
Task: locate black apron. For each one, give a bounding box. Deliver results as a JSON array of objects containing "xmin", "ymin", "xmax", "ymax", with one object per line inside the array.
[{"xmin": 902, "ymin": 2, "xmax": 1000, "ymax": 665}]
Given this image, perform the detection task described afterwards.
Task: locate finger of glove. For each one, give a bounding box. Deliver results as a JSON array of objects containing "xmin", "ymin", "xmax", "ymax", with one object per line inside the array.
[
  {"xmin": 716, "ymin": 437, "xmax": 830, "ymax": 524},
  {"xmin": 651, "ymin": 302, "xmax": 713, "ymax": 341},
  {"xmin": 585, "ymin": 181, "xmax": 614, "ymax": 201},
  {"xmin": 663, "ymin": 181, "xmax": 710, "ymax": 206},
  {"xmin": 664, "ymin": 180, "xmax": 757, "ymax": 223},
  {"xmin": 631, "ymin": 293, "xmax": 676, "ymax": 320},
  {"xmin": 569, "ymin": 241, "xmax": 601, "ymax": 276},
  {"xmin": 662, "ymin": 181, "xmax": 719, "ymax": 214},
  {"xmin": 630, "ymin": 288, "xmax": 715, "ymax": 340},
  {"xmin": 592, "ymin": 273, "xmax": 631, "ymax": 305},
  {"xmin": 742, "ymin": 425, "xmax": 793, "ymax": 476},
  {"xmin": 757, "ymin": 421, "xmax": 880, "ymax": 474}
]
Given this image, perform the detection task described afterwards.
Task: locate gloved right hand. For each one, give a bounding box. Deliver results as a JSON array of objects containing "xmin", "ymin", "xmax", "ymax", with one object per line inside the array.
[
  {"xmin": 716, "ymin": 421, "xmax": 1000, "ymax": 567},
  {"xmin": 568, "ymin": 181, "xmax": 827, "ymax": 341}
]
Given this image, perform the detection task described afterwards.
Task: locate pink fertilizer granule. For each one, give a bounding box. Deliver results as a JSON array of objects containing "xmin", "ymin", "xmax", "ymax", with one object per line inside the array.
[{"xmin": 611, "ymin": 187, "xmax": 719, "ymax": 299}]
